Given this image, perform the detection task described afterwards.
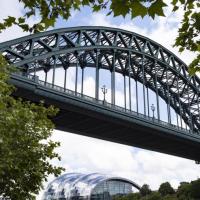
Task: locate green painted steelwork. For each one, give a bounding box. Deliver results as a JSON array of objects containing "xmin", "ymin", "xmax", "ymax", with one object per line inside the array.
[{"xmin": 0, "ymin": 26, "xmax": 200, "ymax": 160}]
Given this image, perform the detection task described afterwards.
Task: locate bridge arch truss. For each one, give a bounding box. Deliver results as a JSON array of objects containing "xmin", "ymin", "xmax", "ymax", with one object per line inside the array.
[{"xmin": 0, "ymin": 26, "xmax": 200, "ymax": 134}]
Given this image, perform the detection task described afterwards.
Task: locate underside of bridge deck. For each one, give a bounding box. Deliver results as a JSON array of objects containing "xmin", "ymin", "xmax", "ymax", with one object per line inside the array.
[{"xmin": 11, "ymin": 74, "xmax": 200, "ymax": 162}]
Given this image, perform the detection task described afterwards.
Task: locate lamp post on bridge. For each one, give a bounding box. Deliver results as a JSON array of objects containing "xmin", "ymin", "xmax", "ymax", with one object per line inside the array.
[
  {"xmin": 151, "ymin": 104, "xmax": 155, "ymax": 120},
  {"xmin": 101, "ymin": 85, "xmax": 107, "ymax": 104}
]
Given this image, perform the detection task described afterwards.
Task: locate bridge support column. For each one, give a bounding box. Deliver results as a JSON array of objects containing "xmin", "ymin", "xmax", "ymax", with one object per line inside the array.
[
  {"xmin": 155, "ymin": 62, "xmax": 160, "ymax": 120},
  {"xmin": 45, "ymin": 72, "xmax": 47, "ymax": 85},
  {"xmin": 95, "ymin": 50, "xmax": 99, "ymax": 100},
  {"xmin": 81, "ymin": 67, "xmax": 84, "ymax": 95},
  {"xmin": 187, "ymin": 86, "xmax": 193, "ymax": 132},
  {"xmin": 128, "ymin": 52, "xmax": 131, "ymax": 110},
  {"xmin": 176, "ymin": 77, "xmax": 183, "ymax": 128},
  {"xmin": 75, "ymin": 53, "xmax": 79, "ymax": 94},
  {"xmin": 142, "ymin": 56, "xmax": 146, "ymax": 116},
  {"xmin": 52, "ymin": 57, "xmax": 56, "ymax": 87},
  {"xmin": 136, "ymin": 80, "xmax": 138, "ymax": 113},
  {"xmin": 124, "ymin": 75, "xmax": 126, "ymax": 109},
  {"xmin": 166, "ymin": 66, "xmax": 171, "ymax": 124},
  {"xmin": 147, "ymin": 87, "xmax": 150, "ymax": 117},
  {"xmin": 64, "ymin": 68, "xmax": 67, "ymax": 91},
  {"xmin": 176, "ymin": 112, "xmax": 179, "ymax": 127},
  {"xmin": 111, "ymin": 51, "xmax": 116, "ymax": 105}
]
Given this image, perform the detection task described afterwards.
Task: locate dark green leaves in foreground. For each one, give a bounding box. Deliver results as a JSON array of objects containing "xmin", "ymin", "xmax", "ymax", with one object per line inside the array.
[
  {"xmin": 0, "ymin": 0, "xmax": 168, "ymax": 34},
  {"xmin": 110, "ymin": 0, "xmax": 167, "ymax": 19},
  {"xmin": 0, "ymin": 55, "xmax": 64, "ymax": 200},
  {"xmin": 172, "ymin": 1, "xmax": 200, "ymax": 75}
]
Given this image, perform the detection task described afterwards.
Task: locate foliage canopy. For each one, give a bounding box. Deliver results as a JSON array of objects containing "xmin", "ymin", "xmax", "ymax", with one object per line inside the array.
[
  {"xmin": 0, "ymin": 55, "xmax": 64, "ymax": 200},
  {"xmin": 115, "ymin": 179, "xmax": 200, "ymax": 200},
  {"xmin": 158, "ymin": 182, "xmax": 175, "ymax": 196}
]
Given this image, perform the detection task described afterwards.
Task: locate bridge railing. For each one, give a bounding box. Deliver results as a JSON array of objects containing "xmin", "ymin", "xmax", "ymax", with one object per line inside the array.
[{"xmin": 14, "ymin": 73, "xmax": 196, "ymax": 135}]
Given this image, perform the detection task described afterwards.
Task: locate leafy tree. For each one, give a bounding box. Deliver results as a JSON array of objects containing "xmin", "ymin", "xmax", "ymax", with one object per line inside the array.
[
  {"xmin": 162, "ymin": 194, "xmax": 178, "ymax": 200},
  {"xmin": 130, "ymin": 193, "xmax": 142, "ymax": 200},
  {"xmin": 190, "ymin": 179, "xmax": 200, "ymax": 199},
  {"xmin": 0, "ymin": 0, "xmax": 199, "ymax": 74},
  {"xmin": 0, "ymin": 55, "xmax": 64, "ymax": 200},
  {"xmin": 143, "ymin": 192, "xmax": 162, "ymax": 200},
  {"xmin": 158, "ymin": 182, "xmax": 175, "ymax": 196},
  {"xmin": 114, "ymin": 193, "xmax": 141, "ymax": 200},
  {"xmin": 124, "ymin": 193, "xmax": 141, "ymax": 200},
  {"xmin": 176, "ymin": 182, "xmax": 191, "ymax": 200},
  {"xmin": 112, "ymin": 179, "xmax": 200, "ymax": 200},
  {"xmin": 140, "ymin": 184, "xmax": 152, "ymax": 196}
]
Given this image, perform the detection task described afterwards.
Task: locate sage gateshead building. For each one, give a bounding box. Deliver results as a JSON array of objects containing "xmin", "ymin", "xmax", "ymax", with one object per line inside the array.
[{"xmin": 43, "ymin": 173, "xmax": 141, "ymax": 200}]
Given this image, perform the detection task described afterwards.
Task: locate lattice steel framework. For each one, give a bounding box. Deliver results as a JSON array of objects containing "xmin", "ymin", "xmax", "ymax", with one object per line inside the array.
[{"xmin": 0, "ymin": 26, "xmax": 200, "ymax": 133}]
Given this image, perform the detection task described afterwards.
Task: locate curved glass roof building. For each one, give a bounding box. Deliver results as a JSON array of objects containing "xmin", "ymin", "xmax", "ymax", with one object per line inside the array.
[{"xmin": 43, "ymin": 173, "xmax": 140, "ymax": 200}]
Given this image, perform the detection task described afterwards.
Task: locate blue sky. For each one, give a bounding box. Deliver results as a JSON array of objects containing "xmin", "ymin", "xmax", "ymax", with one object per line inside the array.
[
  {"xmin": 0, "ymin": 1, "xmax": 200, "ymax": 200},
  {"xmin": 55, "ymin": 7, "xmax": 153, "ymax": 30}
]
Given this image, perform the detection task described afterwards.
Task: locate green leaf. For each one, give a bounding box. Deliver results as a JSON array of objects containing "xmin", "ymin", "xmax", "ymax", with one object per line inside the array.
[
  {"xmin": 110, "ymin": 0, "xmax": 130, "ymax": 17},
  {"xmin": 93, "ymin": 4, "xmax": 101, "ymax": 12},
  {"xmin": 188, "ymin": 65, "xmax": 197, "ymax": 75},
  {"xmin": 19, "ymin": 24, "xmax": 29, "ymax": 32},
  {"xmin": 4, "ymin": 16, "xmax": 16, "ymax": 27},
  {"xmin": 148, "ymin": 0, "xmax": 167, "ymax": 19},
  {"xmin": 179, "ymin": 46, "xmax": 185, "ymax": 52},
  {"xmin": 171, "ymin": 0, "xmax": 178, "ymax": 6},
  {"xmin": 42, "ymin": 18, "xmax": 56, "ymax": 28},
  {"xmin": 82, "ymin": 0, "xmax": 90, "ymax": 6},
  {"xmin": 18, "ymin": 17, "xmax": 25, "ymax": 24},
  {"xmin": 172, "ymin": 5, "xmax": 179, "ymax": 12},
  {"xmin": 0, "ymin": 23, "xmax": 6, "ymax": 32},
  {"xmin": 130, "ymin": 0, "xmax": 147, "ymax": 18}
]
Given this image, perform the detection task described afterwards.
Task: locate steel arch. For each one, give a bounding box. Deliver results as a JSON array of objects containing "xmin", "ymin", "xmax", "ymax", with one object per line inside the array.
[{"xmin": 0, "ymin": 26, "xmax": 200, "ymax": 133}]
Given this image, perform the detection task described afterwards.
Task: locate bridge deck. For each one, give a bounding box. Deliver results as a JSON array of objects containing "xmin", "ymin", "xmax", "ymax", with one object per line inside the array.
[{"xmin": 10, "ymin": 74, "xmax": 200, "ymax": 161}]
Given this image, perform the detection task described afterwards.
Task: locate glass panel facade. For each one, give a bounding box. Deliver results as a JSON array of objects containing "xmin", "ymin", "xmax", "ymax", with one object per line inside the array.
[
  {"xmin": 43, "ymin": 173, "xmax": 138, "ymax": 200},
  {"xmin": 91, "ymin": 180, "xmax": 133, "ymax": 200}
]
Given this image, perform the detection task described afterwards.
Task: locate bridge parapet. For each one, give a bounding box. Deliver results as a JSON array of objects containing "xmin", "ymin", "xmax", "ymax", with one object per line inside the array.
[{"xmin": 12, "ymin": 72, "xmax": 199, "ymax": 136}]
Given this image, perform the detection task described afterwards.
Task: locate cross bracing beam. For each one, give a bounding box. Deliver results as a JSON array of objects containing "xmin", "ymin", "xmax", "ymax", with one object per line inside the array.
[{"xmin": 0, "ymin": 26, "xmax": 200, "ymax": 133}]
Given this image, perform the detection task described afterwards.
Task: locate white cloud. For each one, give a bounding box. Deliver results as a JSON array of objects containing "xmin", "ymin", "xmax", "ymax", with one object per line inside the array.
[
  {"xmin": 0, "ymin": 0, "xmax": 27, "ymax": 42},
  {"xmin": 37, "ymin": 130, "xmax": 200, "ymax": 198},
  {"xmin": 0, "ymin": 0, "xmax": 40, "ymax": 42}
]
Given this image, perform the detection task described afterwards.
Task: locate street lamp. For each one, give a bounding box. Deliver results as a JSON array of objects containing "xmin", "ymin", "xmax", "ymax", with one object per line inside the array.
[
  {"xmin": 101, "ymin": 85, "xmax": 107, "ymax": 103},
  {"xmin": 151, "ymin": 104, "xmax": 155, "ymax": 119}
]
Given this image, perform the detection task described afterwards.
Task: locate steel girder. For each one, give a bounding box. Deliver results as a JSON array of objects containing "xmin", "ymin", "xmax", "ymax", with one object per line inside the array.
[{"xmin": 0, "ymin": 26, "xmax": 200, "ymax": 133}]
